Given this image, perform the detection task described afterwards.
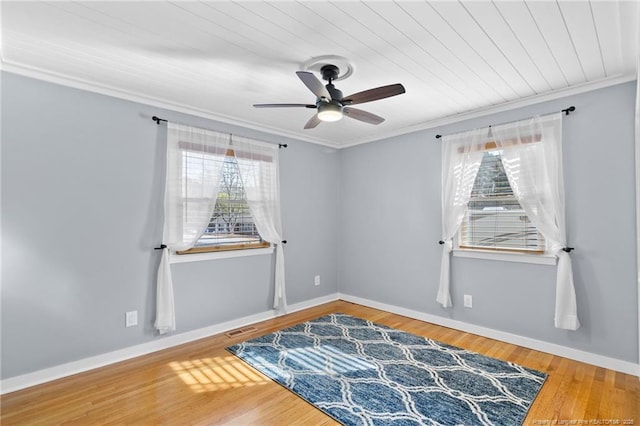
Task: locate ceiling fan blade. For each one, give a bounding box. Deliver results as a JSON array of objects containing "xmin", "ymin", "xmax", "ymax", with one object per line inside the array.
[
  {"xmin": 296, "ymin": 71, "xmax": 331, "ymax": 101},
  {"xmin": 253, "ymin": 103, "xmax": 316, "ymax": 108},
  {"xmin": 304, "ymin": 114, "xmax": 322, "ymax": 129},
  {"xmin": 343, "ymin": 83, "xmax": 405, "ymax": 105},
  {"xmin": 343, "ymin": 107, "xmax": 385, "ymax": 125}
]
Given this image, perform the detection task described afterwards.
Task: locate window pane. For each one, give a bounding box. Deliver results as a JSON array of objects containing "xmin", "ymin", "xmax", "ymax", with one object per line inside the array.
[
  {"xmin": 460, "ymin": 151, "xmax": 544, "ymax": 252},
  {"xmin": 194, "ymin": 153, "xmax": 262, "ymax": 248}
]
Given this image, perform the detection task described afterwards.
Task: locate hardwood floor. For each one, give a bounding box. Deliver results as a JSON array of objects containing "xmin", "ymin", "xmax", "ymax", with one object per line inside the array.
[{"xmin": 1, "ymin": 300, "xmax": 638, "ymax": 425}]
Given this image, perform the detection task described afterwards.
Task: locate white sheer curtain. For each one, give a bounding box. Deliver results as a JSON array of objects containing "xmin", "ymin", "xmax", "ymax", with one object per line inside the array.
[
  {"xmin": 155, "ymin": 123, "xmax": 230, "ymax": 334},
  {"xmin": 231, "ymin": 136, "xmax": 287, "ymax": 312},
  {"xmin": 438, "ymin": 129, "xmax": 487, "ymax": 307},
  {"xmin": 492, "ymin": 113, "xmax": 579, "ymax": 330}
]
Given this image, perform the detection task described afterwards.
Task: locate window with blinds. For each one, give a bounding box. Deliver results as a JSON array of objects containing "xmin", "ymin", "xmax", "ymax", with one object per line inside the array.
[
  {"xmin": 181, "ymin": 150, "xmax": 267, "ymax": 253},
  {"xmin": 459, "ymin": 150, "xmax": 545, "ymax": 253}
]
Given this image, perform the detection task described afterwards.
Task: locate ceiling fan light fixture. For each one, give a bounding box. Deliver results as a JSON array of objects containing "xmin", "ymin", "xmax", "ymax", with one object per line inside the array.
[{"xmin": 317, "ymin": 103, "xmax": 343, "ymax": 122}]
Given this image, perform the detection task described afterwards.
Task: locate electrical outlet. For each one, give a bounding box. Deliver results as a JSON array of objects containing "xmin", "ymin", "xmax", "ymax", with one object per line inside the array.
[
  {"xmin": 314, "ymin": 275, "xmax": 321, "ymax": 286},
  {"xmin": 125, "ymin": 310, "xmax": 138, "ymax": 327},
  {"xmin": 463, "ymin": 295, "xmax": 473, "ymax": 308}
]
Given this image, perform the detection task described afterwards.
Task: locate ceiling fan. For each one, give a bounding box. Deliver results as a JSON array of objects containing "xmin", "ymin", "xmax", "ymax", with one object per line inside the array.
[{"xmin": 253, "ymin": 64, "xmax": 406, "ymax": 129}]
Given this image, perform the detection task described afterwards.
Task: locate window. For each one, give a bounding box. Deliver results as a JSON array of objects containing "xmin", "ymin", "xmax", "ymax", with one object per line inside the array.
[
  {"xmin": 157, "ymin": 123, "xmax": 287, "ymax": 331},
  {"xmin": 178, "ymin": 149, "xmax": 269, "ymax": 254},
  {"xmin": 459, "ymin": 148, "xmax": 545, "ymax": 253},
  {"xmin": 439, "ymin": 113, "xmax": 578, "ymax": 328}
]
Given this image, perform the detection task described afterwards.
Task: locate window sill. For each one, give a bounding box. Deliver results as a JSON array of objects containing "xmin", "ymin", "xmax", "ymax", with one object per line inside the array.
[
  {"xmin": 169, "ymin": 247, "xmax": 274, "ymax": 264},
  {"xmin": 452, "ymin": 249, "xmax": 557, "ymax": 265}
]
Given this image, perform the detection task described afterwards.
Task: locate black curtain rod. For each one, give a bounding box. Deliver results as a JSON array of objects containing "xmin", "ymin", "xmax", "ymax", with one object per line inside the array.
[
  {"xmin": 435, "ymin": 106, "xmax": 575, "ymax": 139},
  {"xmin": 151, "ymin": 116, "xmax": 288, "ymax": 148}
]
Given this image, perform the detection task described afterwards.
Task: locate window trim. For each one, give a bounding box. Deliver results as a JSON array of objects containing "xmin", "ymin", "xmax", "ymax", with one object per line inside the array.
[
  {"xmin": 170, "ymin": 246, "xmax": 274, "ymax": 264},
  {"xmin": 177, "ymin": 241, "xmax": 270, "ymax": 255},
  {"xmin": 457, "ymin": 135, "xmax": 541, "ymax": 154},
  {"xmin": 452, "ymin": 248, "xmax": 556, "ymax": 265}
]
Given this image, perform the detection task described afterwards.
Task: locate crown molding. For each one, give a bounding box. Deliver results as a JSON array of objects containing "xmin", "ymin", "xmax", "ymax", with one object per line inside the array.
[
  {"xmin": 1, "ymin": 58, "xmax": 636, "ymax": 150},
  {"xmin": 0, "ymin": 59, "xmax": 341, "ymax": 149},
  {"xmin": 340, "ymin": 74, "xmax": 638, "ymax": 149}
]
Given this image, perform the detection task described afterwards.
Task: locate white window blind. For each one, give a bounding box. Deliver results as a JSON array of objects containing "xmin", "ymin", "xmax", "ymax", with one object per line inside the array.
[{"xmin": 459, "ymin": 150, "xmax": 545, "ymax": 253}]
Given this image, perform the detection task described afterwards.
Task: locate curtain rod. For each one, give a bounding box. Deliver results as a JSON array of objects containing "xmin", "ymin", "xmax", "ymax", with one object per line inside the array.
[
  {"xmin": 434, "ymin": 106, "xmax": 575, "ymax": 139},
  {"xmin": 151, "ymin": 116, "xmax": 288, "ymax": 148},
  {"xmin": 152, "ymin": 116, "xmax": 168, "ymax": 125}
]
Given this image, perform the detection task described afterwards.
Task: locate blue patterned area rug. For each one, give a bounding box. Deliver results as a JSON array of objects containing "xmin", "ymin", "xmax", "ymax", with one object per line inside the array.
[{"xmin": 227, "ymin": 313, "xmax": 546, "ymax": 425}]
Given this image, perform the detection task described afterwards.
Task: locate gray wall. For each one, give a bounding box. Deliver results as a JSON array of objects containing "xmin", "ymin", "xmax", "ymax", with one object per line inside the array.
[
  {"xmin": 1, "ymin": 72, "xmax": 340, "ymax": 379},
  {"xmin": 339, "ymin": 81, "xmax": 638, "ymax": 364},
  {"xmin": 2, "ymin": 71, "xmax": 637, "ymax": 381}
]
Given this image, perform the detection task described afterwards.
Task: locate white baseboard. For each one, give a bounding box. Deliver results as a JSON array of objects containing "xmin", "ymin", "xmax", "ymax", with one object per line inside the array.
[
  {"xmin": 3, "ymin": 291, "xmax": 637, "ymax": 394},
  {"xmin": 0, "ymin": 293, "xmax": 339, "ymax": 395},
  {"xmin": 338, "ymin": 293, "xmax": 640, "ymax": 377}
]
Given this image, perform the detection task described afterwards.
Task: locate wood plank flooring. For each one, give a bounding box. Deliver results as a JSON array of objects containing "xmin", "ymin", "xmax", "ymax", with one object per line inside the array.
[{"xmin": 1, "ymin": 300, "xmax": 638, "ymax": 425}]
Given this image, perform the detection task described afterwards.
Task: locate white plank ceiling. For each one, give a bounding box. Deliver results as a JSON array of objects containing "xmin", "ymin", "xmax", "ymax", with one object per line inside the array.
[{"xmin": 1, "ymin": 1, "xmax": 638, "ymax": 148}]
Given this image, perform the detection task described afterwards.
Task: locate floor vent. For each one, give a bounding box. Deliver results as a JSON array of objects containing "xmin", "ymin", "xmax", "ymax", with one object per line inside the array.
[{"xmin": 225, "ymin": 326, "xmax": 258, "ymax": 338}]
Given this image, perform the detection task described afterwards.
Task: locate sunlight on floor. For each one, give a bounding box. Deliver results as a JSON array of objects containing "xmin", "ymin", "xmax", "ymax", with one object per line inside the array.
[
  {"xmin": 287, "ymin": 345, "xmax": 376, "ymax": 374},
  {"xmin": 169, "ymin": 355, "xmax": 269, "ymax": 393}
]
